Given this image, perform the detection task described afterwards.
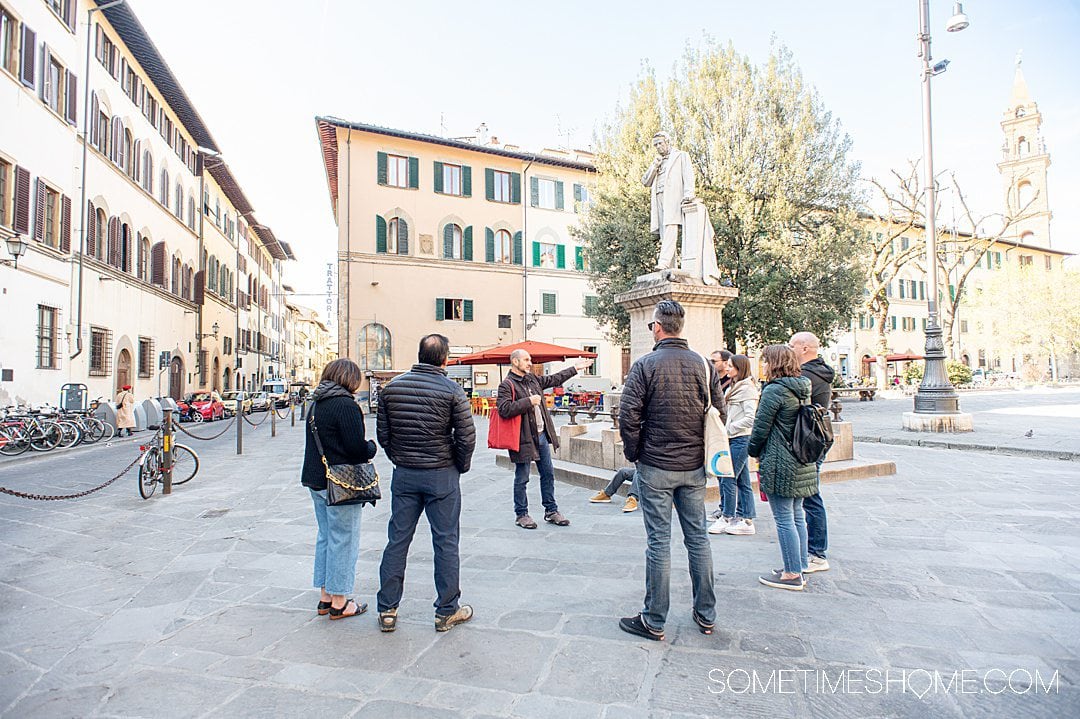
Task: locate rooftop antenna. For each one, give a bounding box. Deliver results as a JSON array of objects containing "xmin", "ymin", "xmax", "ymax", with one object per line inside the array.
[{"xmin": 440, "ymin": 112, "xmax": 447, "ymax": 136}]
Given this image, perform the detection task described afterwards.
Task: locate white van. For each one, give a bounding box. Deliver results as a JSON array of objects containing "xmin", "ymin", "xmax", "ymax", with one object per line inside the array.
[{"xmin": 261, "ymin": 379, "xmax": 288, "ymax": 407}]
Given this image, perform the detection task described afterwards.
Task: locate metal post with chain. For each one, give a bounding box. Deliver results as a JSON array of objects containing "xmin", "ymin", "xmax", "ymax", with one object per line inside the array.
[
  {"xmin": 162, "ymin": 408, "xmax": 174, "ymax": 494},
  {"xmin": 236, "ymin": 401, "xmax": 244, "ymax": 455}
]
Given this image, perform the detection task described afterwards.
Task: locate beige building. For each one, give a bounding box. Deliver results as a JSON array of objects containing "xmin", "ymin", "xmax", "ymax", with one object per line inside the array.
[
  {"xmin": 285, "ymin": 302, "xmax": 333, "ymax": 386},
  {"xmin": 0, "ymin": 0, "xmax": 292, "ymax": 406},
  {"xmin": 316, "ymin": 117, "xmax": 620, "ymax": 398}
]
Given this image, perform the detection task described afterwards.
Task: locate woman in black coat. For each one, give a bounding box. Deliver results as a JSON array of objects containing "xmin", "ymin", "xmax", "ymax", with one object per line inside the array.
[{"xmin": 301, "ymin": 359, "xmax": 377, "ymax": 619}]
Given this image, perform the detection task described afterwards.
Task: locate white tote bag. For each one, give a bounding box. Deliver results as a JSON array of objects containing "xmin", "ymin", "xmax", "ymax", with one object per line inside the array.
[{"xmin": 700, "ymin": 354, "xmax": 734, "ymax": 478}]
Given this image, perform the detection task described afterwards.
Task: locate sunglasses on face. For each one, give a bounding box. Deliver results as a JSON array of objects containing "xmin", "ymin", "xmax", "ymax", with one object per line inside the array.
[{"xmin": 648, "ymin": 321, "xmax": 657, "ymax": 331}]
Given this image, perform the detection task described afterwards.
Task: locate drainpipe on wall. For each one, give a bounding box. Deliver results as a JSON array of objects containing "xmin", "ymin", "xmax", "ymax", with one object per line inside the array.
[{"xmin": 344, "ymin": 128, "xmax": 352, "ymax": 359}]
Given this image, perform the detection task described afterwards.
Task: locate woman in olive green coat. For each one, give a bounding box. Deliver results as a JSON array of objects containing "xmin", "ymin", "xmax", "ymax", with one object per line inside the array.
[{"xmin": 748, "ymin": 344, "xmax": 818, "ymax": 591}]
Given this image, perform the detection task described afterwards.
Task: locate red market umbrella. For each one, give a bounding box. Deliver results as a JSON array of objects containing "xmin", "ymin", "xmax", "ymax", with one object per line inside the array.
[{"xmin": 447, "ymin": 340, "xmax": 597, "ymax": 366}]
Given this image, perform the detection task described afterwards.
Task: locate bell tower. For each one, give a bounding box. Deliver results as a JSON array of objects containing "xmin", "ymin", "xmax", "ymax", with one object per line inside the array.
[{"xmin": 997, "ymin": 53, "xmax": 1052, "ymax": 246}]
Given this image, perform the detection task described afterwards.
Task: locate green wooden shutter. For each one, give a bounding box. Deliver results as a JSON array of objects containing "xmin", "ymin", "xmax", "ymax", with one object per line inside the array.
[
  {"xmin": 890, "ymin": 316, "xmax": 897, "ymax": 330},
  {"xmin": 435, "ymin": 298, "xmax": 445, "ymax": 321},
  {"xmin": 443, "ymin": 225, "xmax": 454, "ymax": 258},
  {"xmin": 377, "ymin": 152, "xmax": 387, "ymax": 185},
  {"xmin": 512, "ymin": 231, "xmax": 523, "ymax": 265},
  {"xmin": 510, "ymin": 172, "xmax": 521, "ymax": 204},
  {"xmin": 574, "ymin": 246, "xmax": 584, "ymax": 271},
  {"xmin": 485, "ymin": 168, "xmax": 494, "ymax": 201},
  {"xmin": 542, "ymin": 292, "xmax": 556, "ymax": 315},
  {"xmin": 485, "ymin": 227, "xmax": 495, "ymax": 262},
  {"xmin": 555, "ymin": 181, "xmax": 564, "ymax": 210},
  {"xmin": 556, "ymin": 244, "xmax": 566, "ymax": 269},
  {"xmin": 532, "ymin": 241, "xmax": 541, "ymax": 267},
  {"xmin": 433, "ymin": 161, "xmax": 444, "ymax": 193},
  {"xmin": 462, "ymin": 166, "xmax": 471, "ymax": 197},
  {"xmin": 463, "ymin": 226, "xmax": 473, "ymax": 261},
  {"xmin": 376, "ymin": 215, "xmax": 387, "ymax": 253},
  {"xmin": 530, "ymin": 176, "xmax": 539, "ymax": 207},
  {"xmin": 584, "ymin": 295, "xmax": 598, "ymax": 316},
  {"xmin": 408, "ymin": 156, "xmax": 419, "ymax": 189},
  {"xmin": 574, "ymin": 183, "xmax": 583, "ymax": 203},
  {"xmin": 463, "ymin": 299, "xmax": 474, "ymax": 322},
  {"xmin": 398, "ymin": 218, "xmax": 409, "ymax": 255}
]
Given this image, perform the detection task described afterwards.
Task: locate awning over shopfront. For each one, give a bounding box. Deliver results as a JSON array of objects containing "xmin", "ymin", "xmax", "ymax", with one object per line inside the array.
[
  {"xmin": 447, "ymin": 340, "xmax": 597, "ymax": 366},
  {"xmin": 863, "ymin": 353, "xmax": 924, "ymax": 363}
]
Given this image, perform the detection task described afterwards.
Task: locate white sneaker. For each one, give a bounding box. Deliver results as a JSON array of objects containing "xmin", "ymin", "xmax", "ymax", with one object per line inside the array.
[
  {"xmin": 724, "ymin": 518, "xmax": 756, "ymax": 535},
  {"xmin": 708, "ymin": 516, "xmax": 733, "ymax": 535},
  {"xmin": 804, "ymin": 555, "xmax": 830, "ymax": 573}
]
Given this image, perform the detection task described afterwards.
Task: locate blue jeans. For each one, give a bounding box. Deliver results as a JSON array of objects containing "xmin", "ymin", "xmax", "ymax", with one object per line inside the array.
[
  {"xmin": 804, "ymin": 460, "xmax": 827, "ymax": 558},
  {"xmin": 720, "ymin": 435, "xmax": 756, "ymax": 519},
  {"xmin": 309, "ymin": 489, "xmax": 363, "ymax": 595},
  {"xmin": 513, "ymin": 432, "xmax": 558, "ymax": 517},
  {"xmin": 636, "ymin": 462, "xmax": 716, "ymax": 632},
  {"xmin": 766, "ymin": 494, "xmax": 808, "ymax": 575},
  {"xmin": 377, "ymin": 466, "xmax": 462, "ymax": 616},
  {"xmin": 604, "ymin": 467, "xmax": 639, "ymax": 498}
]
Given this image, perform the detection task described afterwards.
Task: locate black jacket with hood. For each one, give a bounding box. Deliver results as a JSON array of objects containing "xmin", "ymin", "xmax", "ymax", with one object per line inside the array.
[{"xmin": 800, "ymin": 357, "xmax": 835, "ymax": 409}]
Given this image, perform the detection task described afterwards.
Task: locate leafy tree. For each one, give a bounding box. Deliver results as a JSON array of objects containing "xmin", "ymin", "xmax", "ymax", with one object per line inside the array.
[{"xmin": 576, "ymin": 42, "xmax": 865, "ymax": 348}]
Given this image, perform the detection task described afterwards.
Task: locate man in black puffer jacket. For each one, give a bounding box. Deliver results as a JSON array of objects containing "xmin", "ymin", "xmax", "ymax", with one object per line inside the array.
[
  {"xmin": 376, "ymin": 334, "xmax": 476, "ymax": 633},
  {"xmin": 617, "ymin": 300, "xmax": 725, "ymax": 642}
]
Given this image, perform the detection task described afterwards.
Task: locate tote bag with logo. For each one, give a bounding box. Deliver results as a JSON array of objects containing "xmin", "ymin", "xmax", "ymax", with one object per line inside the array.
[{"xmin": 700, "ymin": 354, "xmax": 734, "ymax": 478}]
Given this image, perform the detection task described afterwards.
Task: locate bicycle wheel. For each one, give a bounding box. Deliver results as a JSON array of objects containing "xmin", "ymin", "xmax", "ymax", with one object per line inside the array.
[
  {"xmin": 0, "ymin": 426, "xmax": 31, "ymax": 456},
  {"xmin": 98, "ymin": 420, "xmax": 115, "ymax": 442},
  {"xmin": 56, "ymin": 421, "xmax": 82, "ymax": 449},
  {"xmin": 138, "ymin": 448, "xmax": 161, "ymax": 499},
  {"xmin": 170, "ymin": 444, "xmax": 200, "ymax": 485},
  {"xmin": 80, "ymin": 417, "xmax": 106, "ymax": 444},
  {"xmin": 29, "ymin": 423, "xmax": 62, "ymax": 451}
]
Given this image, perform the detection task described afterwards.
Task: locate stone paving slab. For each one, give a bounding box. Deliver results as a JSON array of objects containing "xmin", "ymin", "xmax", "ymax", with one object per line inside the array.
[{"xmin": 0, "ymin": 415, "xmax": 1078, "ymax": 716}]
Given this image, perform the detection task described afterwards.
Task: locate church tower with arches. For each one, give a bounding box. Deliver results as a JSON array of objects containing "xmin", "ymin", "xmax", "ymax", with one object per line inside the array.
[{"xmin": 997, "ymin": 56, "xmax": 1053, "ymax": 247}]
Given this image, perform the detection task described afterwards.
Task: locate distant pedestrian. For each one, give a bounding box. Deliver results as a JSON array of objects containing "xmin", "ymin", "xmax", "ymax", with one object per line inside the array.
[
  {"xmin": 749, "ymin": 344, "xmax": 817, "ymax": 591},
  {"xmin": 710, "ymin": 350, "xmax": 733, "ymax": 392},
  {"xmin": 589, "ymin": 466, "xmax": 640, "ymax": 513},
  {"xmin": 301, "ymin": 358, "xmax": 377, "ymax": 620},
  {"xmin": 376, "ymin": 334, "xmax": 476, "ymax": 633},
  {"xmin": 496, "ymin": 350, "xmax": 593, "ymax": 529},
  {"xmin": 618, "ymin": 300, "xmax": 724, "ymax": 640},
  {"xmin": 789, "ymin": 331, "xmax": 833, "ymax": 574},
  {"xmin": 709, "ymin": 354, "xmax": 759, "ymax": 536},
  {"xmin": 115, "ymin": 385, "xmax": 136, "ymax": 437}
]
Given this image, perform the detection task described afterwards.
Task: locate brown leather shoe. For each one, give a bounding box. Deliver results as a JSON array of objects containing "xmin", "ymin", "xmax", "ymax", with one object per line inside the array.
[
  {"xmin": 515, "ymin": 514, "xmax": 538, "ymax": 529},
  {"xmin": 544, "ymin": 511, "xmax": 570, "ymax": 526}
]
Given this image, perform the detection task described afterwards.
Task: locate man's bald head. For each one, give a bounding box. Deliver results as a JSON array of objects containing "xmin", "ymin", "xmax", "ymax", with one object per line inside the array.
[
  {"xmin": 509, "ymin": 349, "xmax": 533, "ymax": 375},
  {"xmin": 510, "ymin": 349, "xmax": 529, "ymax": 362},
  {"xmin": 789, "ymin": 332, "xmax": 820, "ymax": 363}
]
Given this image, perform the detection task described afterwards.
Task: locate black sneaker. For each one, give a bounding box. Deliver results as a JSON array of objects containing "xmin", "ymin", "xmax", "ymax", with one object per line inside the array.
[
  {"xmin": 759, "ymin": 573, "xmax": 804, "ymax": 591},
  {"xmin": 618, "ymin": 614, "xmax": 664, "ymax": 641}
]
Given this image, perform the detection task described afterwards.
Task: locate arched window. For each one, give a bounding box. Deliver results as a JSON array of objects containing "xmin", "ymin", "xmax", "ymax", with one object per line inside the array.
[
  {"xmin": 139, "ymin": 236, "xmax": 151, "ymax": 281},
  {"xmin": 1017, "ymin": 181, "xmax": 1034, "ymax": 209},
  {"xmin": 495, "ymin": 229, "xmax": 512, "ymax": 263},
  {"xmin": 187, "ymin": 196, "xmax": 195, "ymax": 229},
  {"xmin": 359, "ymin": 323, "xmax": 392, "ymax": 371},
  {"xmin": 1017, "ymin": 136, "xmax": 1030, "ymax": 157},
  {"xmin": 443, "ymin": 223, "xmax": 462, "ymax": 259},
  {"xmin": 175, "ymin": 183, "xmax": 183, "ymax": 218},
  {"xmin": 386, "ymin": 217, "xmax": 410, "ymax": 254},
  {"xmin": 219, "ymin": 267, "xmax": 228, "ymax": 297},
  {"xmin": 142, "ymin": 150, "xmax": 153, "ymax": 192},
  {"xmin": 183, "ymin": 265, "xmax": 193, "ymax": 300},
  {"xmin": 123, "ymin": 129, "xmax": 133, "ymax": 176},
  {"xmin": 160, "ymin": 168, "xmax": 169, "ymax": 205},
  {"xmin": 94, "ymin": 207, "xmax": 106, "ymax": 260},
  {"xmin": 171, "ymin": 256, "xmax": 181, "ymax": 295},
  {"xmin": 208, "ymin": 255, "xmax": 217, "ymax": 292},
  {"xmin": 120, "ymin": 223, "xmax": 132, "ymax": 273}
]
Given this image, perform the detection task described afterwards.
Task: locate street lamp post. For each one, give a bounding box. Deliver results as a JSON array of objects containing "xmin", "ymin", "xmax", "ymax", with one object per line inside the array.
[{"xmin": 904, "ymin": 0, "xmax": 974, "ymax": 432}]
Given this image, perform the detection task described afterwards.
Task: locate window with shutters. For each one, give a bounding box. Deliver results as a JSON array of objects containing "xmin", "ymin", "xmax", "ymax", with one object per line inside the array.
[
  {"xmin": 0, "ymin": 157, "xmax": 9, "ymax": 228},
  {"xmin": 159, "ymin": 168, "xmax": 169, "ymax": 205},
  {"xmin": 1045, "ymin": 255, "xmax": 1053, "ymax": 270},
  {"xmin": 386, "ymin": 154, "xmax": 409, "ymax": 188},
  {"xmin": 491, "ymin": 170, "xmax": 512, "ymax": 202},
  {"xmin": 440, "ymin": 163, "xmax": 462, "ymax": 196},
  {"xmin": 538, "ymin": 242, "xmax": 557, "ymax": 269},
  {"xmin": 581, "ymin": 346, "xmax": 598, "ymax": 376},
  {"xmin": 42, "ymin": 184, "xmax": 59, "ymax": 248},
  {"xmin": 89, "ymin": 326, "xmax": 111, "ymax": 376},
  {"xmin": 0, "ymin": 7, "xmax": 16, "ymax": 77},
  {"xmin": 960, "ymin": 320, "xmax": 969, "ymax": 334},
  {"xmin": 187, "ymin": 195, "xmax": 195, "ymax": 229},
  {"xmin": 536, "ymin": 178, "xmax": 557, "ymax": 209},
  {"xmin": 96, "ymin": 111, "xmax": 109, "ymax": 155},
  {"xmin": 36, "ymin": 305, "xmax": 59, "ymax": 369},
  {"xmin": 1019, "ymin": 254, "xmax": 1033, "ymax": 267},
  {"xmin": 436, "ymin": 298, "xmax": 473, "ymax": 322},
  {"xmin": 138, "ymin": 336, "xmax": 154, "ymax": 377},
  {"xmin": 573, "ymin": 183, "xmax": 590, "ymax": 213},
  {"xmin": 494, "ymin": 229, "xmax": 512, "ymax": 263},
  {"xmin": 174, "ymin": 182, "xmax": 182, "ymax": 218},
  {"xmin": 444, "ymin": 224, "xmax": 462, "ymax": 260},
  {"xmin": 541, "ymin": 292, "xmax": 557, "ymax": 315},
  {"xmin": 387, "ymin": 217, "xmax": 401, "ymax": 254},
  {"xmin": 583, "ymin": 295, "xmax": 599, "ymax": 317},
  {"xmin": 498, "ymin": 314, "xmax": 511, "ymax": 329},
  {"xmin": 44, "ymin": 55, "xmax": 64, "ymax": 115}
]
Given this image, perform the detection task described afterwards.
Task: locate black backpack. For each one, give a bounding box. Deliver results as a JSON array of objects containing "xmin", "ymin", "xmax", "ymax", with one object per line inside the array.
[{"xmin": 784, "ymin": 387, "xmax": 834, "ymax": 464}]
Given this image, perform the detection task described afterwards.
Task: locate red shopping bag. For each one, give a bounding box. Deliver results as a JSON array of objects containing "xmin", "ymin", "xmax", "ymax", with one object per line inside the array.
[{"xmin": 488, "ymin": 381, "xmax": 521, "ymax": 451}]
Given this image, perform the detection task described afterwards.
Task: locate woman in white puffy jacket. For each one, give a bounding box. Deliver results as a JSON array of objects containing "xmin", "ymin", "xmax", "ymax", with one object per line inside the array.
[{"xmin": 709, "ymin": 355, "xmax": 760, "ymax": 536}]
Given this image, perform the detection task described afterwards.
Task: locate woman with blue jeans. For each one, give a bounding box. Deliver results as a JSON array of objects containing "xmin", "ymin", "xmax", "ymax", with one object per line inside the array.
[
  {"xmin": 709, "ymin": 355, "xmax": 759, "ymax": 535},
  {"xmin": 748, "ymin": 345, "xmax": 818, "ymax": 591},
  {"xmin": 300, "ymin": 359, "xmax": 378, "ymax": 619}
]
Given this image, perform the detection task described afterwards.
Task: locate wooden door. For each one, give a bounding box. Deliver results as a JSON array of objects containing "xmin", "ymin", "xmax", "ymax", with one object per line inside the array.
[{"xmin": 116, "ymin": 349, "xmax": 131, "ymax": 391}]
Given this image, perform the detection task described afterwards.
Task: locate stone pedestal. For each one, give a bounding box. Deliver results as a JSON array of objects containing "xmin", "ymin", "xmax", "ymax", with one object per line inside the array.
[
  {"xmin": 615, "ymin": 273, "xmax": 739, "ymax": 364},
  {"xmin": 902, "ymin": 412, "xmax": 975, "ymax": 433},
  {"xmin": 824, "ymin": 421, "xmax": 853, "ymax": 463}
]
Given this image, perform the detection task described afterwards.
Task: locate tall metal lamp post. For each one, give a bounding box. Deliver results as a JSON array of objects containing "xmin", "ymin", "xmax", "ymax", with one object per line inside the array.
[{"xmin": 904, "ymin": 0, "xmax": 974, "ymax": 432}]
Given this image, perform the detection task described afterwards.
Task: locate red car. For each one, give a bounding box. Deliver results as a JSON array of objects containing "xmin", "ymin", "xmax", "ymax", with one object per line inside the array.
[{"xmin": 180, "ymin": 392, "xmax": 226, "ymax": 422}]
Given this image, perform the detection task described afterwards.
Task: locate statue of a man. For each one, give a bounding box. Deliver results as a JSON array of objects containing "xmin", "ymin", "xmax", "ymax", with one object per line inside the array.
[{"xmin": 642, "ymin": 131, "xmax": 695, "ymax": 271}]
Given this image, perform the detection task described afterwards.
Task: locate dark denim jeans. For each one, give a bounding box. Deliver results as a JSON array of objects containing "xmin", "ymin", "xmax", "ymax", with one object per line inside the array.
[
  {"xmin": 720, "ymin": 435, "xmax": 756, "ymax": 519},
  {"xmin": 377, "ymin": 466, "xmax": 462, "ymax": 616},
  {"xmin": 636, "ymin": 462, "xmax": 716, "ymax": 632},
  {"xmin": 804, "ymin": 459, "xmax": 827, "ymax": 558},
  {"xmin": 513, "ymin": 432, "xmax": 558, "ymax": 517},
  {"xmin": 604, "ymin": 467, "xmax": 639, "ymax": 498}
]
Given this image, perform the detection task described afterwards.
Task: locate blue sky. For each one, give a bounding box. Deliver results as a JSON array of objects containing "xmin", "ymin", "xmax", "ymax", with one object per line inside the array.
[{"xmin": 124, "ymin": 0, "xmax": 1080, "ymax": 310}]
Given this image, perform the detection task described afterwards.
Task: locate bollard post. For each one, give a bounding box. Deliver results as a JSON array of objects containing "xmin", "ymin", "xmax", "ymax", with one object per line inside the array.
[
  {"xmin": 236, "ymin": 402, "xmax": 244, "ymax": 455},
  {"xmin": 300, "ymin": 399, "xmax": 307, "ymax": 420},
  {"xmin": 162, "ymin": 408, "xmax": 174, "ymax": 495},
  {"xmin": 271, "ymin": 400, "xmax": 277, "ymax": 437},
  {"xmin": 290, "ymin": 398, "xmax": 296, "ymax": 427}
]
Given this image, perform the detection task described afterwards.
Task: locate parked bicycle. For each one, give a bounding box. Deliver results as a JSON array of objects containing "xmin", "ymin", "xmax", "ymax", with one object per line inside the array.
[{"xmin": 137, "ymin": 425, "xmax": 200, "ymax": 499}]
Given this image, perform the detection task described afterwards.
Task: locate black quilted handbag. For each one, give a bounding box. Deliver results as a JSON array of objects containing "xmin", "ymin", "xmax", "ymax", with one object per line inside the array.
[{"xmin": 309, "ymin": 407, "xmax": 380, "ymax": 507}]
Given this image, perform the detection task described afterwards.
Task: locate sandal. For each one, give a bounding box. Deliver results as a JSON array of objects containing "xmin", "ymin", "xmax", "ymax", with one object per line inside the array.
[
  {"xmin": 317, "ymin": 600, "xmax": 333, "ymax": 616},
  {"xmin": 328, "ymin": 599, "xmax": 367, "ymax": 620},
  {"xmin": 379, "ymin": 608, "xmax": 398, "ymax": 633},
  {"xmin": 692, "ymin": 610, "xmax": 715, "ymax": 635}
]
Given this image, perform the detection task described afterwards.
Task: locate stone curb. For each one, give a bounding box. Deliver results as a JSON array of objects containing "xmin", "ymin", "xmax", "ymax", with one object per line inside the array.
[{"xmin": 854, "ymin": 435, "xmax": 1080, "ymax": 462}]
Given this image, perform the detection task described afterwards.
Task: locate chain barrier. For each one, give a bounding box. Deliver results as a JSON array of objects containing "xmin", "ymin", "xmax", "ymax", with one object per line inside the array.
[
  {"xmin": 0, "ymin": 453, "xmax": 142, "ymax": 501},
  {"xmin": 273, "ymin": 405, "xmax": 292, "ymax": 420},
  {"xmin": 243, "ymin": 410, "xmax": 269, "ymax": 428},
  {"xmin": 173, "ymin": 416, "xmax": 237, "ymax": 441}
]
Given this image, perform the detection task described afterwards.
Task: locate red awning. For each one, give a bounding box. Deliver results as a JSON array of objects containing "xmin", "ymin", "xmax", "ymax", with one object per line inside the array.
[
  {"xmin": 863, "ymin": 353, "xmax": 924, "ymax": 363},
  {"xmin": 447, "ymin": 340, "xmax": 597, "ymax": 366}
]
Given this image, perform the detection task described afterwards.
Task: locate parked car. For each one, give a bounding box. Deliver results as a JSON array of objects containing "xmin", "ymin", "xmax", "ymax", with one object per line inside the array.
[
  {"xmin": 260, "ymin": 379, "xmax": 289, "ymax": 408},
  {"xmin": 220, "ymin": 390, "xmax": 252, "ymax": 416},
  {"xmin": 250, "ymin": 391, "xmax": 272, "ymax": 412},
  {"xmin": 184, "ymin": 392, "xmax": 225, "ymax": 422}
]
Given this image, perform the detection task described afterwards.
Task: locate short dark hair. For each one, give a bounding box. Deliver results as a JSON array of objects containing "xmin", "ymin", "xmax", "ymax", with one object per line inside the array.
[
  {"xmin": 712, "ymin": 349, "xmax": 732, "ymax": 362},
  {"xmin": 761, "ymin": 344, "xmax": 801, "ymax": 381},
  {"xmin": 653, "ymin": 300, "xmax": 685, "ymax": 335},
  {"xmin": 418, "ymin": 334, "xmax": 450, "ymax": 366},
  {"xmin": 320, "ymin": 358, "xmax": 363, "ymax": 393}
]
